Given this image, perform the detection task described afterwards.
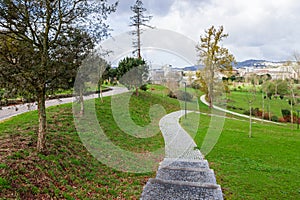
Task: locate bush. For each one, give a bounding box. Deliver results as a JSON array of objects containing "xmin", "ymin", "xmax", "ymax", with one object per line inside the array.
[
  {"xmin": 263, "ymin": 113, "xmax": 271, "ymax": 120},
  {"xmin": 167, "ymin": 91, "xmax": 177, "ymax": 99},
  {"xmin": 281, "ymin": 109, "xmax": 291, "ymax": 117},
  {"xmin": 243, "ymin": 110, "xmax": 250, "ymax": 115},
  {"xmin": 271, "ymin": 116, "xmax": 278, "ymax": 122},
  {"xmin": 168, "ymin": 90, "xmax": 193, "ymax": 101},
  {"xmin": 252, "ymin": 108, "xmax": 262, "ymax": 117},
  {"xmin": 140, "ymin": 84, "xmax": 148, "ymax": 91},
  {"xmin": 191, "ymin": 82, "xmax": 200, "ymax": 89},
  {"xmin": 281, "ymin": 109, "xmax": 291, "ymax": 121},
  {"xmin": 176, "ymin": 90, "xmax": 193, "ymax": 101},
  {"xmin": 278, "ymin": 117, "xmax": 286, "ymax": 123}
]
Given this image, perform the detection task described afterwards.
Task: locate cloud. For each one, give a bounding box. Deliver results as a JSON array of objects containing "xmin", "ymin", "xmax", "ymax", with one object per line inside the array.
[{"xmin": 106, "ymin": 0, "xmax": 300, "ymax": 61}]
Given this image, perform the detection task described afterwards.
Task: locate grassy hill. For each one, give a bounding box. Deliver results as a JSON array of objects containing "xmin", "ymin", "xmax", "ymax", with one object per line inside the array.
[
  {"xmin": 223, "ymin": 91, "xmax": 300, "ymax": 119},
  {"xmin": 0, "ymin": 90, "xmax": 180, "ymax": 199},
  {"xmin": 2, "ymin": 85, "xmax": 299, "ymax": 199},
  {"xmin": 181, "ymin": 112, "xmax": 300, "ymax": 199}
]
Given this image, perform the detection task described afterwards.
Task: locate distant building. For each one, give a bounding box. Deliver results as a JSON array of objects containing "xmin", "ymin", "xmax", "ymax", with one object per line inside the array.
[
  {"xmin": 238, "ymin": 65, "xmax": 299, "ymax": 80},
  {"xmin": 150, "ymin": 64, "xmax": 183, "ymax": 84}
]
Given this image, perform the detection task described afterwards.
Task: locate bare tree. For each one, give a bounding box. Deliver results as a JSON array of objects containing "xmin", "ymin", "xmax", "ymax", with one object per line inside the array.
[{"xmin": 130, "ymin": 0, "xmax": 154, "ymax": 58}]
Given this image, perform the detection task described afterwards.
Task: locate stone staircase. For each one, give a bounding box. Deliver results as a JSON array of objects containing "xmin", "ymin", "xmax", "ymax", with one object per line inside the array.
[
  {"xmin": 140, "ymin": 111, "xmax": 223, "ymax": 200},
  {"xmin": 140, "ymin": 158, "xmax": 223, "ymax": 200}
]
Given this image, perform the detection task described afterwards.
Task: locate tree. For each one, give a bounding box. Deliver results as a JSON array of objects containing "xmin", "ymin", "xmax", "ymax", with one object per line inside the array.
[
  {"xmin": 0, "ymin": 0, "xmax": 117, "ymax": 152},
  {"xmin": 130, "ymin": 0, "xmax": 154, "ymax": 58},
  {"xmin": 288, "ymin": 79, "xmax": 296, "ymax": 128},
  {"xmin": 196, "ymin": 25, "xmax": 235, "ymax": 108},
  {"xmin": 117, "ymin": 57, "xmax": 149, "ymax": 96},
  {"xmin": 247, "ymin": 81, "xmax": 256, "ymax": 138},
  {"xmin": 195, "ymin": 70, "xmax": 208, "ymax": 96}
]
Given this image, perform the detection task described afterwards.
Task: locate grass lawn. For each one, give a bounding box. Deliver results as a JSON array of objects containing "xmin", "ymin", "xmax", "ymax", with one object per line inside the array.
[
  {"xmin": 0, "ymin": 90, "xmax": 180, "ymax": 199},
  {"xmin": 181, "ymin": 111, "xmax": 300, "ymax": 200},
  {"xmin": 223, "ymin": 91, "xmax": 300, "ymax": 118}
]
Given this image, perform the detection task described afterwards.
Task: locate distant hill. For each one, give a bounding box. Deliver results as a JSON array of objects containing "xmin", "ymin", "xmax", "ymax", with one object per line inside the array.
[
  {"xmin": 181, "ymin": 60, "xmax": 286, "ymax": 71},
  {"xmin": 173, "ymin": 65, "xmax": 204, "ymax": 71},
  {"xmin": 235, "ymin": 59, "xmax": 286, "ymax": 68}
]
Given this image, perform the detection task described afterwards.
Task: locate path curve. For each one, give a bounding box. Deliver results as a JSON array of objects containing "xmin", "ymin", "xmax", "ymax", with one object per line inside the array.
[
  {"xmin": 0, "ymin": 87, "xmax": 128, "ymax": 122},
  {"xmin": 159, "ymin": 110, "xmax": 203, "ymax": 160},
  {"xmin": 200, "ymin": 95, "xmax": 282, "ymax": 125},
  {"xmin": 141, "ymin": 110, "xmax": 223, "ymax": 199}
]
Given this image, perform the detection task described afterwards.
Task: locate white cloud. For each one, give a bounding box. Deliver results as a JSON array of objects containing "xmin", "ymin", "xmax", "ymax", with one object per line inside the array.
[{"xmin": 106, "ymin": 0, "xmax": 300, "ymax": 61}]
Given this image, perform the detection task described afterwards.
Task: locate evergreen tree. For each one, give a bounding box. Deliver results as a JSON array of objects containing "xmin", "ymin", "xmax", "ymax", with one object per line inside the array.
[{"xmin": 130, "ymin": 0, "xmax": 154, "ymax": 58}]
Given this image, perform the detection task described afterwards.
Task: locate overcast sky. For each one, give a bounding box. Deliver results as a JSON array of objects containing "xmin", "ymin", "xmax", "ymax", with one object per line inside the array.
[{"xmin": 106, "ymin": 0, "xmax": 300, "ymax": 64}]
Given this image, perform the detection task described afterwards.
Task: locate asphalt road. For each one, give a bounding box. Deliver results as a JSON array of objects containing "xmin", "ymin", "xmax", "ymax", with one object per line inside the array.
[{"xmin": 0, "ymin": 87, "xmax": 128, "ymax": 122}]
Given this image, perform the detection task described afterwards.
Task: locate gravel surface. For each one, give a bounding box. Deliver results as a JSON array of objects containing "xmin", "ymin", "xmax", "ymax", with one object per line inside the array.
[{"xmin": 159, "ymin": 110, "xmax": 204, "ymax": 160}]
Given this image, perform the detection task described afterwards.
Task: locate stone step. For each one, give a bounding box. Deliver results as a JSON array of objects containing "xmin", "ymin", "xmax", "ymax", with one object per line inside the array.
[
  {"xmin": 156, "ymin": 166, "xmax": 217, "ymax": 184},
  {"xmin": 160, "ymin": 158, "xmax": 209, "ymax": 169},
  {"xmin": 140, "ymin": 178, "xmax": 223, "ymax": 200}
]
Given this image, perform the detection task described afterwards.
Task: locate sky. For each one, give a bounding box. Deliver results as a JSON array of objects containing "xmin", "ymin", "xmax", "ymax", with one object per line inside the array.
[{"xmin": 105, "ymin": 0, "xmax": 300, "ymax": 66}]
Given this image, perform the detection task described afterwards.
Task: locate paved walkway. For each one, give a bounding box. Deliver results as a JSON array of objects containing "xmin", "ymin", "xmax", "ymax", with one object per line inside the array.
[
  {"xmin": 0, "ymin": 87, "xmax": 128, "ymax": 122},
  {"xmin": 200, "ymin": 95, "xmax": 282, "ymax": 125},
  {"xmin": 141, "ymin": 110, "xmax": 223, "ymax": 200},
  {"xmin": 159, "ymin": 110, "xmax": 203, "ymax": 160}
]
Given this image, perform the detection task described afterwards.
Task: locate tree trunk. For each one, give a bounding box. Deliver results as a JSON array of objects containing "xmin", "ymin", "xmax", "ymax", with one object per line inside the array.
[
  {"xmin": 249, "ymin": 105, "xmax": 252, "ymax": 138},
  {"xmin": 37, "ymin": 88, "xmax": 47, "ymax": 152},
  {"xmin": 268, "ymin": 98, "xmax": 271, "ymax": 121},
  {"xmin": 100, "ymin": 85, "xmax": 103, "ymax": 103},
  {"xmin": 262, "ymin": 92, "xmax": 264, "ymax": 121},
  {"xmin": 135, "ymin": 87, "xmax": 139, "ymax": 96},
  {"xmin": 290, "ymin": 82, "xmax": 295, "ymax": 129},
  {"xmin": 137, "ymin": 13, "xmax": 141, "ymax": 59},
  {"xmin": 79, "ymin": 86, "xmax": 84, "ymax": 115}
]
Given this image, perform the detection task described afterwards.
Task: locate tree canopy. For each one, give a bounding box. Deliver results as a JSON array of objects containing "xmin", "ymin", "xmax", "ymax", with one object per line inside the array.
[
  {"xmin": 0, "ymin": 0, "xmax": 117, "ymax": 151},
  {"xmin": 196, "ymin": 25, "xmax": 235, "ymax": 107},
  {"xmin": 117, "ymin": 57, "xmax": 149, "ymax": 96},
  {"xmin": 130, "ymin": 0, "xmax": 153, "ymax": 58}
]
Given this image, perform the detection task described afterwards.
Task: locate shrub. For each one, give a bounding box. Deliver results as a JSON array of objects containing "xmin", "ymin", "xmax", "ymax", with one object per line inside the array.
[
  {"xmin": 177, "ymin": 90, "xmax": 193, "ymax": 101},
  {"xmin": 271, "ymin": 116, "xmax": 278, "ymax": 122},
  {"xmin": 278, "ymin": 117, "xmax": 286, "ymax": 123},
  {"xmin": 263, "ymin": 112, "xmax": 271, "ymax": 120},
  {"xmin": 140, "ymin": 84, "xmax": 148, "ymax": 91},
  {"xmin": 243, "ymin": 110, "xmax": 250, "ymax": 115},
  {"xmin": 168, "ymin": 90, "xmax": 193, "ymax": 101},
  {"xmin": 281, "ymin": 109, "xmax": 292, "ymax": 122},
  {"xmin": 191, "ymin": 82, "xmax": 200, "ymax": 89},
  {"xmin": 252, "ymin": 108, "xmax": 262, "ymax": 117},
  {"xmin": 167, "ymin": 91, "xmax": 177, "ymax": 99},
  {"xmin": 281, "ymin": 109, "xmax": 291, "ymax": 118}
]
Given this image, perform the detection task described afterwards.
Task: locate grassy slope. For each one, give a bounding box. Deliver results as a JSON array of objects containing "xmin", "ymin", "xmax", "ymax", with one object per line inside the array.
[
  {"xmin": 181, "ymin": 112, "xmax": 300, "ymax": 200},
  {"xmin": 0, "ymin": 91, "xmax": 180, "ymax": 199},
  {"xmin": 224, "ymin": 91, "xmax": 300, "ymax": 117}
]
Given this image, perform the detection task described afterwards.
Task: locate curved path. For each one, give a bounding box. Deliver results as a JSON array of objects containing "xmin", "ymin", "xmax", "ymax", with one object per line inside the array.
[
  {"xmin": 200, "ymin": 95, "xmax": 282, "ymax": 125},
  {"xmin": 0, "ymin": 87, "xmax": 128, "ymax": 122},
  {"xmin": 159, "ymin": 110, "xmax": 203, "ymax": 160},
  {"xmin": 141, "ymin": 110, "xmax": 223, "ymax": 200}
]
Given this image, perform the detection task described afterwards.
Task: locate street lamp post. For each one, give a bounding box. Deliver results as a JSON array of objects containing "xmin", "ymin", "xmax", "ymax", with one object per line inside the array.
[{"xmin": 184, "ymin": 82, "xmax": 187, "ymax": 118}]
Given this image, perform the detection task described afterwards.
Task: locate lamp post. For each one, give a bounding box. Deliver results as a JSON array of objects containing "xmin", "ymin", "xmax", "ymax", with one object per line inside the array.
[
  {"xmin": 183, "ymin": 82, "xmax": 187, "ymax": 118},
  {"xmin": 297, "ymin": 110, "xmax": 300, "ymax": 130}
]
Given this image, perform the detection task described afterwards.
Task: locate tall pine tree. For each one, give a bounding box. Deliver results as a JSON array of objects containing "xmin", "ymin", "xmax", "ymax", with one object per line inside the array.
[{"xmin": 130, "ymin": 0, "xmax": 154, "ymax": 58}]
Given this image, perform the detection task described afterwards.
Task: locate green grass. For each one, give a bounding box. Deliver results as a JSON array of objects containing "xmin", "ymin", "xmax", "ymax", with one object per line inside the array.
[
  {"xmin": 181, "ymin": 111, "xmax": 300, "ymax": 200},
  {"xmin": 0, "ymin": 89, "xmax": 180, "ymax": 199},
  {"xmin": 223, "ymin": 91, "xmax": 300, "ymax": 118}
]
